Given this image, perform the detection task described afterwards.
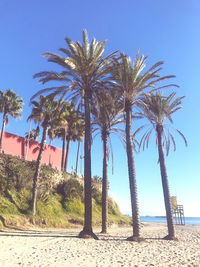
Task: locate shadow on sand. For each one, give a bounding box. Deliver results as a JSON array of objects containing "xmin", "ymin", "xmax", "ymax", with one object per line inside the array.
[
  {"xmin": 0, "ymin": 229, "xmax": 139, "ymax": 242},
  {"xmin": 0, "ymin": 225, "xmax": 164, "ymax": 242},
  {"xmin": 0, "ymin": 229, "xmax": 80, "ymax": 239}
]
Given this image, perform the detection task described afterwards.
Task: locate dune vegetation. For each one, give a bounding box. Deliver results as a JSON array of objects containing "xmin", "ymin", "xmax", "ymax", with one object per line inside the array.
[{"xmin": 0, "ymin": 153, "xmax": 131, "ymax": 230}]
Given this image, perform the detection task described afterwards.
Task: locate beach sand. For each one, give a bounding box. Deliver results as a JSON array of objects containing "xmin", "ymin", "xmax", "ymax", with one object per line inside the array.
[{"xmin": 0, "ymin": 223, "xmax": 199, "ymax": 267}]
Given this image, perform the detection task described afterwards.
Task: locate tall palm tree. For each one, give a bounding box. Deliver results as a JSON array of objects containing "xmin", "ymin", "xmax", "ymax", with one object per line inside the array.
[
  {"xmin": 33, "ymin": 30, "xmax": 116, "ymax": 239},
  {"xmin": 28, "ymin": 95, "xmax": 60, "ymax": 217},
  {"xmin": 92, "ymin": 90, "xmax": 124, "ymax": 233},
  {"xmin": 112, "ymin": 52, "xmax": 177, "ymax": 241},
  {"xmin": 137, "ymin": 91, "xmax": 187, "ymax": 240},
  {"xmin": 0, "ymin": 89, "xmax": 23, "ymax": 152}
]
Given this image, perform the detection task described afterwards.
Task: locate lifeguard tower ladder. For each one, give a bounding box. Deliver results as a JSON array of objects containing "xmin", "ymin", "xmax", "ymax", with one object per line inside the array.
[
  {"xmin": 173, "ymin": 205, "xmax": 185, "ymax": 225},
  {"xmin": 171, "ymin": 196, "xmax": 185, "ymax": 225}
]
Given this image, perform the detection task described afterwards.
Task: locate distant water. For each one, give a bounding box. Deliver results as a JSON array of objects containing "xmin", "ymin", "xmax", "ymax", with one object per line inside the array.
[{"xmin": 140, "ymin": 216, "xmax": 200, "ymax": 226}]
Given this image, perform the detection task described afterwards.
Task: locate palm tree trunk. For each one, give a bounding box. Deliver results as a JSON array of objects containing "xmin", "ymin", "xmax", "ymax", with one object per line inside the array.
[
  {"xmin": 64, "ymin": 137, "xmax": 71, "ymax": 172},
  {"xmin": 0, "ymin": 112, "xmax": 7, "ymax": 153},
  {"xmin": 101, "ymin": 130, "xmax": 109, "ymax": 233},
  {"xmin": 61, "ymin": 129, "xmax": 66, "ymax": 171},
  {"xmin": 125, "ymin": 101, "xmax": 141, "ymax": 241},
  {"xmin": 79, "ymin": 89, "xmax": 98, "ymax": 239},
  {"xmin": 25, "ymin": 120, "xmax": 32, "ymax": 160},
  {"xmin": 31, "ymin": 121, "xmax": 48, "ymax": 218},
  {"xmin": 156, "ymin": 124, "xmax": 177, "ymax": 240},
  {"xmin": 75, "ymin": 141, "xmax": 80, "ymax": 175}
]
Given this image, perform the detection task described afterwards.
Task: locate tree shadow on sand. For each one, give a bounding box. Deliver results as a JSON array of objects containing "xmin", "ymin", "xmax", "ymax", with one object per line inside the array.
[
  {"xmin": 0, "ymin": 229, "xmax": 80, "ymax": 239},
  {"xmin": 0, "ymin": 228, "xmax": 165, "ymax": 241}
]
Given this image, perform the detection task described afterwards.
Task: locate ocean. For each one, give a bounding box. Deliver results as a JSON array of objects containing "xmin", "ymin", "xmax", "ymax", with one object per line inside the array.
[{"xmin": 140, "ymin": 216, "xmax": 200, "ymax": 226}]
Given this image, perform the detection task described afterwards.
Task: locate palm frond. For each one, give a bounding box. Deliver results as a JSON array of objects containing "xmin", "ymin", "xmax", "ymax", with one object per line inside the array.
[{"xmin": 175, "ymin": 129, "xmax": 188, "ymax": 147}]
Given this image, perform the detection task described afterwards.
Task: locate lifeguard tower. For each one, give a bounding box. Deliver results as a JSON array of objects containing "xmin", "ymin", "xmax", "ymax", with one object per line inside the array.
[{"xmin": 171, "ymin": 196, "xmax": 185, "ymax": 225}]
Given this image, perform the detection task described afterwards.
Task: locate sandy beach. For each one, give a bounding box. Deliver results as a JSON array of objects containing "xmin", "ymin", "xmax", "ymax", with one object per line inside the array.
[{"xmin": 0, "ymin": 223, "xmax": 199, "ymax": 267}]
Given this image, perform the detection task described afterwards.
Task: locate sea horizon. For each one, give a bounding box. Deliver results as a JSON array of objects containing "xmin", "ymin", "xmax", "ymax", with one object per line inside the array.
[{"xmin": 140, "ymin": 216, "xmax": 200, "ymax": 226}]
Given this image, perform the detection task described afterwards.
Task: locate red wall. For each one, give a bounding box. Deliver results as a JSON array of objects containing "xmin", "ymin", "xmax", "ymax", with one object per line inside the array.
[{"xmin": 1, "ymin": 131, "xmax": 62, "ymax": 171}]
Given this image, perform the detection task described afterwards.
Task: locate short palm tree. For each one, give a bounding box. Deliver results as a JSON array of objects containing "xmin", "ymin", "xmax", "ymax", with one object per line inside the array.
[
  {"xmin": 92, "ymin": 90, "xmax": 124, "ymax": 233},
  {"xmin": 0, "ymin": 89, "xmax": 23, "ymax": 152},
  {"xmin": 54, "ymin": 102, "xmax": 84, "ymax": 172},
  {"xmin": 52, "ymin": 101, "xmax": 70, "ymax": 171},
  {"xmin": 112, "ymin": 52, "xmax": 177, "ymax": 241},
  {"xmin": 25, "ymin": 127, "xmax": 40, "ymax": 141},
  {"xmin": 137, "ymin": 91, "xmax": 187, "ymax": 240},
  {"xmin": 28, "ymin": 95, "xmax": 60, "ymax": 217},
  {"xmin": 73, "ymin": 120, "xmax": 85, "ymax": 175},
  {"xmin": 25, "ymin": 126, "xmax": 40, "ymax": 160},
  {"xmin": 63, "ymin": 108, "xmax": 84, "ymax": 172},
  {"xmin": 33, "ymin": 30, "xmax": 117, "ymax": 239}
]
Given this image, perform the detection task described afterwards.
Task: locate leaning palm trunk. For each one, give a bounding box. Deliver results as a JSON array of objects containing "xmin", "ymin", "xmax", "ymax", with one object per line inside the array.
[
  {"xmin": 156, "ymin": 124, "xmax": 177, "ymax": 240},
  {"xmin": 31, "ymin": 122, "xmax": 48, "ymax": 217},
  {"xmin": 125, "ymin": 101, "xmax": 141, "ymax": 241},
  {"xmin": 0, "ymin": 112, "xmax": 7, "ymax": 153},
  {"xmin": 79, "ymin": 90, "xmax": 98, "ymax": 239},
  {"xmin": 61, "ymin": 129, "xmax": 66, "ymax": 171},
  {"xmin": 101, "ymin": 130, "xmax": 109, "ymax": 233},
  {"xmin": 75, "ymin": 141, "xmax": 80, "ymax": 175},
  {"xmin": 64, "ymin": 137, "xmax": 71, "ymax": 172}
]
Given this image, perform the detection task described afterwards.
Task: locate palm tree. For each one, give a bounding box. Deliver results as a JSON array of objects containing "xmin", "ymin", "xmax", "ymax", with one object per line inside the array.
[
  {"xmin": 63, "ymin": 107, "xmax": 84, "ymax": 172},
  {"xmin": 53, "ymin": 101, "xmax": 70, "ymax": 171},
  {"xmin": 25, "ymin": 125, "xmax": 40, "ymax": 160},
  {"xmin": 33, "ymin": 30, "xmax": 116, "ymax": 239},
  {"xmin": 0, "ymin": 89, "xmax": 23, "ymax": 152},
  {"xmin": 28, "ymin": 95, "xmax": 60, "ymax": 218},
  {"xmin": 25, "ymin": 127, "xmax": 40, "ymax": 141},
  {"xmin": 92, "ymin": 90, "xmax": 124, "ymax": 233},
  {"xmin": 70, "ymin": 121, "xmax": 84, "ymax": 174},
  {"xmin": 137, "ymin": 91, "xmax": 187, "ymax": 240},
  {"xmin": 112, "ymin": 52, "xmax": 177, "ymax": 241},
  {"xmin": 54, "ymin": 102, "xmax": 84, "ymax": 172}
]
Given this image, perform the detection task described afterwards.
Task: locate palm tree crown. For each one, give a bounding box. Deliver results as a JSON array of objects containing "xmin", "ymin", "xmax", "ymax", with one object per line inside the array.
[
  {"xmin": 28, "ymin": 95, "xmax": 59, "ymax": 128},
  {"xmin": 92, "ymin": 90, "xmax": 124, "ymax": 140},
  {"xmin": 0, "ymin": 89, "xmax": 23, "ymax": 116},
  {"xmin": 112, "ymin": 52, "xmax": 177, "ymax": 105},
  {"xmin": 0, "ymin": 89, "xmax": 23, "ymax": 152},
  {"xmin": 32, "ymin": 29, "xmax": 116, "ymax": 104},
  {"xmin": 137, "ymin": 91, "xmax": 187, "ymax": 154}
]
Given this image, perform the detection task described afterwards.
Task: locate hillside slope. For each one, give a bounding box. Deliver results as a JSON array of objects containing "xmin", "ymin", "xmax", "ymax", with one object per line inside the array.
[{"xmin": 0, "ymin": 154, "xmax": 131, "ymax": 229}]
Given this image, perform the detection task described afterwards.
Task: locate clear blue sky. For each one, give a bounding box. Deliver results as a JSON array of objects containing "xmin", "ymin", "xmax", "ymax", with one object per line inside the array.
[{"xmin": 1, "ymin": 0, "xmax": 200, "ymax": 216}]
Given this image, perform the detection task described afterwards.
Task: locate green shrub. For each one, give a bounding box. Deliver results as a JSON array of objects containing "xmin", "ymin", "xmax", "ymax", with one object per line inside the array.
[
  {"xmin": 64, "ymin": 198, "xmax": 84, "ymax": 218},
  {"xmin": 35, "ymin": 194, "xmax": 69, "ymax": 227},
  {"xmin": 6, "ymin": 189, "xmax": 31, "ymax": 213},
  {"xmin": 57, "ymin": 178, "xmax": 84, "ymax": 201},
  {"xmin": 0, "ymin": 195, "xmax": 19, "ymax": 215},
  {"xmin": 0, "ymin": 154, "xmax": 34, "ymax": 192}
]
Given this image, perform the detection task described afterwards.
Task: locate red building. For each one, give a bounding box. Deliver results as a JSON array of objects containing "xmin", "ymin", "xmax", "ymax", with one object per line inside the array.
[{"xmin": 1, "ymin": 131, "xmax": 62, "ymax": 171}]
